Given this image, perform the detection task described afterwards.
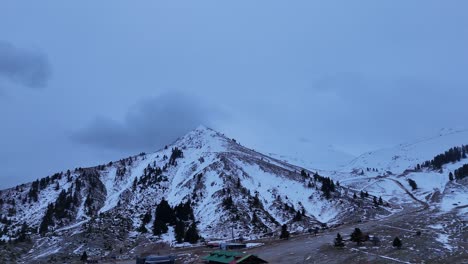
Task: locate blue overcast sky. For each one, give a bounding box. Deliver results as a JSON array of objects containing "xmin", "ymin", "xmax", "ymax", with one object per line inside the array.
[{"xmin": 1, "ymin": 1, "xmax": 467, "ymax": 188}]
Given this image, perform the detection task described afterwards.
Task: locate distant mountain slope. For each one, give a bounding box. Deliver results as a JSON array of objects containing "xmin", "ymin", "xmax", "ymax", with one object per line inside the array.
[
  {"xmin": 345, "ymin": 128, "xmax": 468, "ymax": 174},
  {"xmin": 336, "ymin": 128, "xmax": 468, "ymax": 219}
]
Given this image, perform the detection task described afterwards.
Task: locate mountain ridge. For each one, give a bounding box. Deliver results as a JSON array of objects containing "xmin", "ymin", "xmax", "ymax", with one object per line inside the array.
[{"xmin": 0, "ymin": 126, "xmax": 467, "ymax": 263}]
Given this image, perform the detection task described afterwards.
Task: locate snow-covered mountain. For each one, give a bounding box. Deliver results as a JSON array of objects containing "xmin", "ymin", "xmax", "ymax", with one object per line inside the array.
[
  {"xmin": 0, "ymin": 126, "xmax": 375, "ymax": 262},
  {"xmin": 0, "ymin": 126, "xmax": 466, "ymax": 263},
  {"xmin": 344, "ymin": 128, "xmax": 468, "ymax": 174},
  {"xmin": 336, "ymin": 128, "xmax": 468, "ymax": 218}
]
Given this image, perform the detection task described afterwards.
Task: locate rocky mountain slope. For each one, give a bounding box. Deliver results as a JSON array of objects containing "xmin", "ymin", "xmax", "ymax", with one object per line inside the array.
[
  {"xmin": 0, "ymin": 126, "xmax": 466, "ymax": 263},
  {"xmin": 0, "ymin": 126, "xmax": 382, "ymax": 263}
]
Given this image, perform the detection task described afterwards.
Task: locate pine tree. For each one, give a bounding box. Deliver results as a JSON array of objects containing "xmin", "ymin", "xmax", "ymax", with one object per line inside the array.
[
  {"xmin": 252, "ymin": 193, "xmax": 261, "ymax": 207},
  {"xmin": 334, "ymin": 233, "xmax": 345, "ymax": 247},
  {"xmin": 155, "ymin": 198, "xmax": 176, "ymax": 224},
  {"xmin": 132, "ymin": 177, "xmax": 138, "ymax": 191},
  {"xmin": 293, "ymin": 210, "xmax": 302, "ymax": 221},
  {"xmin": 184, "ymin": 222, "xmax": 199, "ymax": 244},
  {"xmin": 174, "ymin": 220, "xmax": 185, "ymax": 243},
  {"xmin": 169, "ymin": 147, "xmax": 184, "ymax": 166},
  {"xmin": 152, "ymin": 218, "xmax": 168, "ymax": 236},
  {"xmin": 449, "ymin": 172, "xmax": 454, "ymax": 181},
  {"xmin": 80, "ymin": 251, "xmax": 88, "ymax": 262},
  {"xmin": 222, "ymin": 196, "xmax": 233, "ymax": 209},
  {"xmin": 252, "ymin": 212, "xmax": 258, "ymax": 223},
  {"xmin": 280, "ymin": 224, "xmax": 290, "ymax": 239},
  {"xmin": 350, "ymin": 228, "xmax": 363, "ymax": 245},
  {"xmin": 378, "ymin": 196, "xmax": 383, "ymax": 205},
  {"xmin": 138, "ymin": 223, "xmax": 148, "ymax": 233},
  {"xmin": 39, "ymin": 204, "xmax": 54, "ymax": 235},
  {"xmin": 393, "ymin": 237, "xmax": 402, "ymax": 249},
  {"xmin": 408, "ymin": 179, "xmax": 418, "ymax": 190},
  {"xmin": 142, "ymin": 210, "xmax": 152, "ymax": 225}
]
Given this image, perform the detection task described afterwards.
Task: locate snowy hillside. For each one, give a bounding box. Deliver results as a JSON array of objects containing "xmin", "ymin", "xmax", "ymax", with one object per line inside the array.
[
  {"xmin": 0, "ymin": 126, "xmax": 466, "ymax": 263},
  {"xmin": 0, "ymin": 126, "xmax": 378, "ymax": 262},
  {"xmin": 336, "ymin": 128, "xmax": 468, "ymax": 219},
  {"xmin": 344, "ymin": 128, "xmax": 468, "ymax": 174}
]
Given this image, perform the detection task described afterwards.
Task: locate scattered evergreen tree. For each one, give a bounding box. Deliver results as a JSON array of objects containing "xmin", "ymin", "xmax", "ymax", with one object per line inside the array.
[
  {"xmin": 449, "ymin": 172, "xmax": 454, "ymax": 181},
  {"xmin": 252, "ymin": 193, "xmax": 261, "ymax": 207},
  {"xmin": 152, "ymin": 219, "xmax": 168, "ymax": 236},
  {"xmin": 137, "ymin": 223, "xmax": 148, "ymax": 233},
  {"xmin": 334, "ymin": 233, "xmax": 345, "ymax": 247},
  {"xmin": 393, "ymin": 237, "xmax": 402, "ymax": 249},
  {"xmin": 222, "ymin": 196, "xmax": 234, "ymax": 209},
  {"xmin": 279, "ymin": 224, "xmax": 290, "ymax": 239},
  {"xmin": 174, "ymin": 220, "xmax": 185, "ymax": 243},
  {"xmin": 373, "ymin": 196, "xmax": 378, "ymax": 206},
  {"xmin": 39, "ymin": 204, "xmax": 54, "ymax": 235},
  {"xmin": 252, "ymin": 212, "xmax": 258, "ymax": 223},
  {"xmin": 155, "ymin": 198, "xmax": 176, "ymax": 224},
  {"xmin": 28, "ymin": 180, "xmax": 40, "ymax": 202},
  {"xmin": 142, "ymin": 210, "xmax": 152, "ymax": 225},
  {"xmin": 419, "ymin": 145, "xmax": 468, "ymax": 170},
  {"xmin": 184, "ymin": 222, "xmax": 199, "ymax": 244},
  {"xmin": 80, "ymin": 251, "xmax": 88, "ymax": 262},
  {"xmin": 313, "ymin": 173, "xmax": 336, "ymax": 199},
  {"xmin": 293, "ymin": 210, "xmax": 302, "ymax": 222},
  {"xmin": 378, "ymin": 196, "xmax": 383, "ymax": 205},
  {"xmin": 16, "ymin": 222, "xmax": 30, "ymax": 242},
  {"xmin": 454, "ymin": 164, "xmax": 468, "ymax": 180},
  {"xmin": 169, "ymin": 147, "xmax": 184, "ymax": 166},
  {"xmin": 132, "ymin": 177, "xmax": 138, "ymax": 191},
  {"xmin": 350, "ymin": 228, "xmax": 363, "ymax": 245},
  {"xmin": 408, "ymin": 179, "xmax": 418, "ymax": 190},
  {"xmin": 174, "ymin": 200, "xmax": 194, "ymax": 221}
]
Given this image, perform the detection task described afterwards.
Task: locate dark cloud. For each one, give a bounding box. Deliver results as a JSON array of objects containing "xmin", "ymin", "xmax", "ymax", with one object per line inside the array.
[
  {"xmin": 71, "ymin": 92, "xmax": 223, "ymax": 152},
  {"xmin": 0, "ymin": 41, "xmax": 51, "ymax": 88}
]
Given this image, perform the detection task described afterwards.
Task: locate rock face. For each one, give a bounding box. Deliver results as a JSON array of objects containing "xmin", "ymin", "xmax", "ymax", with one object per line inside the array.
[{"xmin": 0, "ymin": 126, "xmax": 403, "ymax": 262}]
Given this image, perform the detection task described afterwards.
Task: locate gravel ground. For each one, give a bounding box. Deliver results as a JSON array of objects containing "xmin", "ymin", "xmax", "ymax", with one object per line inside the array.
[{"xmin": 104, "ymin": 205, "xmax": 467, "ymax": 264}]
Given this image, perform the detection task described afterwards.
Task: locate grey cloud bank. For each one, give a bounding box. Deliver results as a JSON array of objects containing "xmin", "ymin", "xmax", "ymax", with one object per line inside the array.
[
  {"xmin": 0, "ymin": 41, "xmax": 51, "ymax": 89},
  {"xmin": 71, "ymin": 92, "xmax": 224, "ymax": 152}
]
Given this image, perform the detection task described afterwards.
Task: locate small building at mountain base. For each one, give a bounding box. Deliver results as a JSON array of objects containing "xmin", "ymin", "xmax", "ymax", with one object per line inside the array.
[{"xmin": 202, "ymin": 250, "xmax": 268, "ymax": 264}]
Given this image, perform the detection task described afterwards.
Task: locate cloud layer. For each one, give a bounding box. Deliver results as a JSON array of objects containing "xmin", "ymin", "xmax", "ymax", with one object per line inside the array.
[
  {"xmin": 71, "ymin": 92, "xmax": 223, "ymax": 152},
  {"xmin": 0, "ymin": 41, "xmax": 51, "ymax": 88}
]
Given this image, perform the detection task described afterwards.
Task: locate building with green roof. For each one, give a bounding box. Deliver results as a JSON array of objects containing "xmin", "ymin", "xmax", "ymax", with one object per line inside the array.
[{"xmin": 202, "ymin": 250, "xmax": 268, "ymax": 264}]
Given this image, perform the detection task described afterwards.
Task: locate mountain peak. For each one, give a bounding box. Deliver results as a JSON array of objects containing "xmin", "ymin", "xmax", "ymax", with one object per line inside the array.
[
  {"xmin": 194, "ymin": 124, "xmax": 211, "ymax": 131},
  {"xmin": 170, "ymin": 125, "xmax": 229, "ymax": 153}
]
